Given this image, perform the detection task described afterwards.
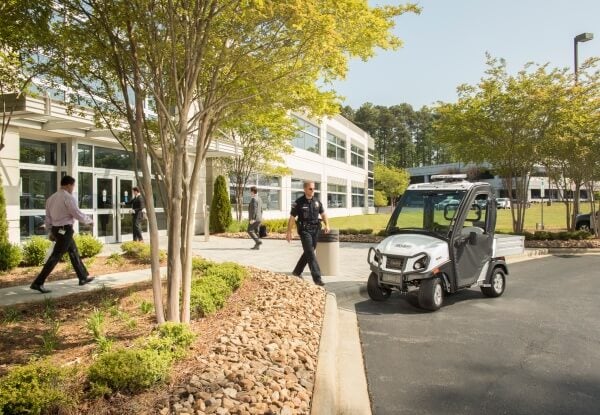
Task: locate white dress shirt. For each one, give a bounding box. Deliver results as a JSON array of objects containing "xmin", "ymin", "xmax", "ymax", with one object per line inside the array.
[{"xmin": 44, "ymin": 189, "xmax": 93, "ymax": 228}]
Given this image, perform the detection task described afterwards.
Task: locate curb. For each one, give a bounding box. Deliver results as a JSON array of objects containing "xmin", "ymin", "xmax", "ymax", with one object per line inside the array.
[{"xmin": 312, "ymin": 293, "xmax": 338, "ymax": 415}]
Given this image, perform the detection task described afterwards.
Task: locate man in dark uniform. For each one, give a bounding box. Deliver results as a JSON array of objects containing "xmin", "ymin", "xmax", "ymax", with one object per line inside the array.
[
  {"xmin": 286, "ymin": 180, "xmax": 330, "ymax": 286},
  {"xmin": 123, "ymin": 186, "xmax": 145, "ymax": 241}
]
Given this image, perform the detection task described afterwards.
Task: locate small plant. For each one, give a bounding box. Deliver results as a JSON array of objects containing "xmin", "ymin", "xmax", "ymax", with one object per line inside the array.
[
  {"xmin": 1, "ymin": 307, "xmax": 21, "ymax": 324},
  {"xmin": 42, "ymin": 297, "xmax": 57, "ymax": 322},
  {"xmin": 86, "ymin": 309, "xmax": 112, "ymax": 353},
  {"xmin": 0, "ymin": 360, "xmax": 74, "ymax": 414},
  {"xmin": 84, "ymin": 256, "xmax": 96, "ymax": 268},
  {"xmin": 21, "ymin": 236, "xmax": 51, "ymax": 266},
  {"xmin": 106, "ymin": 252, "xmax": 125, "ymax": 266},
  {"xmin": 226, "ymin": 219, "xmax": 249, "ymax": 233},
  {"xmin": 121, "ymin": 241, "xmax": 166, "ymax": 264},
  {"xmin": 87, "ymin": 348, "xmax": 172, "ymax": 395},
  {"xmin": 39, "ymin": 320, "xmax": 61, "ymax": 355},
  {"xmin": 0, "ymin": 241, "xmax": 22, "ymax": 271},
  {"xmin": 262, "ymin": 218, "xmax": 289, "ymax": 233},
  {"xmin": 144, "ymin": 322, "xmax": 196, "ymax": 360},
  {"xmin": 191, "ymin": 257, "xmax": 216, "ymax": 275},
  {"xmin": 190, "ymin": 274, "xmax": 232, "ymax": 317},
  {"xmin": 140, "ymin": 300, "xmax": 154, "ymax": 314}
]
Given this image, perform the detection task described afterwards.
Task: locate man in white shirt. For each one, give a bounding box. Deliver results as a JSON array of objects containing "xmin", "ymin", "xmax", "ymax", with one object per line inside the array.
[{"xmin": 30, "ymin": 175, "xmax": 95, "ymax": 293}]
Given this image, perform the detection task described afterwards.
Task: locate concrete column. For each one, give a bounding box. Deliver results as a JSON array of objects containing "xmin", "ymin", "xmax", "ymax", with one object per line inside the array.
[{"xmin": 0, "ymin": 128, "xmax": 22, "ymax": 243}]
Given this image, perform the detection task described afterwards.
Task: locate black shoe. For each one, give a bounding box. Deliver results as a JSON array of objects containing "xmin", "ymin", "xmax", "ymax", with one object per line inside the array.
[
  {"xmin": 30, "ymin": 283, "xmax": 51, "ymax": 294},
  {"xmin": 257, "ymin": 240, "xmax": 263, "ymax": 245},
  {"xmin": 79, "ymin": 277, "xmax": 95, "ymax": 286},
  {"xmin": 292, "ymin": 272, "xmax": 302, "ymax": 278},
  {"xmin": 313, "ymin": 278, "xmax": 325, "ymax": 286},
  {"xmin": 251, "ymin": 244, "xmax": 260, "ymax": 250}
]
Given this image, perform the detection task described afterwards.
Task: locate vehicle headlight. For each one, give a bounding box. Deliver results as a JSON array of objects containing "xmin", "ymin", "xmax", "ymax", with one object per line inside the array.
[{"xmin": 413, "ymin": 254, "xmax": 429, "ymax": 271}]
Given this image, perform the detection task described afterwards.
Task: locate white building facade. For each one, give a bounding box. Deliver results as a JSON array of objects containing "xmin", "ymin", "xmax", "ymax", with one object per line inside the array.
[{"xmin": 1, "ymin": 93, "xmax": 374, "ymax": 245}]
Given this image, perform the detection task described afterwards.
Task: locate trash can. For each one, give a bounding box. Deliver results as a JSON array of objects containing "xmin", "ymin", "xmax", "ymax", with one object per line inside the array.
[{"xmin": 315, "ymin": 229, "xmax": 339, "ymax": 276}]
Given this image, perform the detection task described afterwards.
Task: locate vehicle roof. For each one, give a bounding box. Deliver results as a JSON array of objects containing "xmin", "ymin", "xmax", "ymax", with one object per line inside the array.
[{"xmin": 407, "ymin": 179, "xmax": 491, "ymax": 192}]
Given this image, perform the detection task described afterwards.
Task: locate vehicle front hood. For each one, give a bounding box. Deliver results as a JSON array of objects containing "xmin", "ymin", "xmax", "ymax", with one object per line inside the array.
[{"xmin": 376, "ymin": 234, "xmax": 448, "ymax": 258}]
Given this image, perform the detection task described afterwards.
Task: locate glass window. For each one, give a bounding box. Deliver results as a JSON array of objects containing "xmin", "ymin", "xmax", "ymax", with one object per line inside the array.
[
  {"xmin": 291, "ymin": 178, "xmax": 321, "ymax": 202},
  {"xmin": 20, "ymin": 139, "xmax": 57, "ymax": 165},
  {"xmin": 78, "ymin": 144, "xmax": 93, "ymax": 167},
  {"xmin": 368, "ymin": 149, "xmax": 375, "ymax": 172},
  {"xmin": 327, "ymin": 133, "xmax": 346, "ymax": 162},
  {"xmin": 78, "ymin": 172, "xmax": 93, "ymax": 209},
  {"xmin": 20, "ymin": 215, "xmax": 48, "ymax": 239},
  {"xmin": 61, "ymin": 143, "xmax": 67, "ymax": 166},
  {"xmin": 229, "ymin": 175, "xmax": 281, "ymax": 211},
  {"xmin": 95, "ymin": 146, "xmax": 133, "ymax": 170},
  {"xmin": 20, "ymin": 170, "xmax": 57, "ymax": 209},
  {"xmin": 352, "ymin": 186, "xmax": 365, "ymax": 207},
  {"xmin": 327, "ymin": 183, "xmax": 347, "ymax": 208},
  {"xmin": 351, "ymin": 144, "xmax": 365, "ymax": 168},
  {"xmin": 292, "ymin": 115, "xmax": 320, "ymax": 154}
]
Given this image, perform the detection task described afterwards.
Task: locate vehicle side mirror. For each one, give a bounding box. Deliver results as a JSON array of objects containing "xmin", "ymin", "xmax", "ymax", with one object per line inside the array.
[
  {"xmin": 444, "ymin": 205, "xmax": 457, "ymax": 220},
  {"xmin": 469, "ymin": 231, "xmax": 478, "ymax": 245}
]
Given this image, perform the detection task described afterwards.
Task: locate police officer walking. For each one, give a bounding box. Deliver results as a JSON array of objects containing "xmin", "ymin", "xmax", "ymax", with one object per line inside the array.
[{"xmin": 286, "ymin": 180, "xmax": 330, "ymax": 286}]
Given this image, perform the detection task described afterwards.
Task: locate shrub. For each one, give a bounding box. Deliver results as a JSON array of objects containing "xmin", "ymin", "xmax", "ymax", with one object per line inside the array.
[
  {"xmin": 209, "ymin": 175, "xmax": 232, "ymax": 233},
  {"xmin": 0, "ymin": 242, "xmax": 22, "ymax": 272},
  {"xmin": 0, "ymin": 360, "xmax": 74, "ymax": 414},
  {"xmin": 190, "ymin": 275, "xmax": 232, "ymax": 317},
  {"xmin": 262, "ymin": 219, "xmax": 288, "ymax": 233},
  {"xmin": 226, "ymin": 220, "xmax": 249, "ymax": 233},
  {"xmin": 106, "ymin": 252, "xmax": 125, "ymax": 267},
  {"xmin": 191, "ymin": 257, "xmax": 216, "ymax": 275},
  {"xmin": 376, "ymin": 229, "xmax": 388, "ymax": 237},
  {"xmin": 359, "ymin": 228, "xmax": 374, "ymax": 235},
  {"xmin": 87, "ymin": 348, "xmax": 171, "ymax": 395},
  {"xmin": 22, "ymin": 236, "xmax": 51, "ymax": 266},
  {"xmin": 74, "ymin": 233, "xmax": 103, "ymax": 258},
  {"xmin": 121, "ymin": 241, "xmax": 166, "ymax": 263},
  {"xmin": 204, "ymin": 262, "xmax": 247, "ymax": 290},
  {"xmin": 144, "ymin": 322, "xmax": 196, "ymax": 360}
]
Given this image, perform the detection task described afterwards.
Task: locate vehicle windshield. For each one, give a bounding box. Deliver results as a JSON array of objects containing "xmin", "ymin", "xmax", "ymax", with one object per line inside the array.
[{"xmin": 386, "ymin": 190, "xmax": 468, "ymax": 237}]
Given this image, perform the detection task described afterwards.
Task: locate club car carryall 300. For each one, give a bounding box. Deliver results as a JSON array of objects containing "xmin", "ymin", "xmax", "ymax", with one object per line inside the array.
[{"xmin": 367, "ymin": 174, "xmax": 524, "ymax": 311}]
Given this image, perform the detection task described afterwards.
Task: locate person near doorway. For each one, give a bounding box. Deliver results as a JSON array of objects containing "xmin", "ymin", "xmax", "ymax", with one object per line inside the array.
[
  {"xmin": 286, "ymin": 180, "xmax": 330, "ymax": 286},
  {"xmin": 123, "ymin": 186, "xmax": 145, "ymax": 242},
  {"xmin": 30, "ymin": 175, "xmax": 95, "ymax": 293},
  {"xmin": 247, "ymin": 186, "xmax": 263, "ymax": 250}
]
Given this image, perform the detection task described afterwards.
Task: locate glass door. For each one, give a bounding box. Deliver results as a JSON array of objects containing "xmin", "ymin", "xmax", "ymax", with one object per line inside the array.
[
  {"xmin": 96, "ymin": 177, "xmax": 115, "ymax": 242},
  {"xmin": 117, "ymin": 178, "xmax": 133, "ymax": 242}
]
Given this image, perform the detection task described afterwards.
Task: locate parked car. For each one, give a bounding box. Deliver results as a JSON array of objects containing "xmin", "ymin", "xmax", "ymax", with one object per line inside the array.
[
  {"xmin": 435, "ymin": 198, "xmax": 459, "ymax": 210},
  {"xmin": 575, "ymin": 211, "xmax": 599, "ymax": 232},
  {"xmin": 496, "ymin": 198, "xmax": 511, "ymax": 209}
]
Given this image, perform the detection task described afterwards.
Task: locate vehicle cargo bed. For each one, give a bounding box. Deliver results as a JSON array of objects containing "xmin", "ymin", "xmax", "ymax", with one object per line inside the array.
[{"xmin": 493, "ymin": 234, "xmax": 525, "ymax": 257}]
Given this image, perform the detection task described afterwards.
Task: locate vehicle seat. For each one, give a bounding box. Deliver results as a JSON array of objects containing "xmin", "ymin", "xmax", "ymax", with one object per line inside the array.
[{"xmin": 461, "ymin": 226, "xmax": 484, "ymax": 236}]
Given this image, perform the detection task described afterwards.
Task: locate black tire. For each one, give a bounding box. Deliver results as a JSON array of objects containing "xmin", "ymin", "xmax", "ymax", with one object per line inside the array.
[
  {"xmin": 481, "ymin": 268, "xmax": 506, "ymax": 298},
  {"xmin": 576, "ymin": 221, "xmax": 590, "ymax": 232},
  {"xmin": 367, "ymin": 272, "xmax": 391, "ymax": 301},
  {"xmin": 418, "ymin": 277, "xmax": 443, "ymax": 311}
]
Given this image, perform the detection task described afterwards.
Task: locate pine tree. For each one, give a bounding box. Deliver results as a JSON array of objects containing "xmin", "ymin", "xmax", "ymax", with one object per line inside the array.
[{"xmin": 209, "ymin": 175, "xmax": 232, "ymax": 233}]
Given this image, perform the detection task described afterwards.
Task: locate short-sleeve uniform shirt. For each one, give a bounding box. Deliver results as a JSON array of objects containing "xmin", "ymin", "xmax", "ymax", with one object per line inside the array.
[{"xmin": 290, "ymin": 195, "xmax": 324, "ymax": 224}]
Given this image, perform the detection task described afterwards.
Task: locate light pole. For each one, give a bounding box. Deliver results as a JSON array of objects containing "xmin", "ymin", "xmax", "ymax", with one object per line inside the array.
[{"xmin": 574, "ymin": 32, "xmax": 593, "ymax": 83}]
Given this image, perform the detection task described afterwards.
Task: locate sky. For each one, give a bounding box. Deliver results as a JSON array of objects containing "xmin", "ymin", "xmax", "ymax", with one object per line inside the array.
[{"xmin": 330, "ymin": 0, "xmax": 600, "ymax": 110}]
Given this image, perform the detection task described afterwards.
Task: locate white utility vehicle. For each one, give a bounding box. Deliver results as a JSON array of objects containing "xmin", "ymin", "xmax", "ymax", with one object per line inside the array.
[{"xmin": 367, "ymin": 174, "xmax": 524, "ymax": 311}]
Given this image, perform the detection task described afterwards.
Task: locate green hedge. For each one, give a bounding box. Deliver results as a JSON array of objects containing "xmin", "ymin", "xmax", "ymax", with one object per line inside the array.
[
  {"xmin": 0, "ymin": 360, "xmax": 74, "ymax": 414},
  {"xmin": 262, "ymin": 219, "xmax": 288, "ymax": 233},
  {"xmin": 339, "ymin": 228, "xmax": 374, "ymax": 235},
  {"xmin": 203, "ymin": 262, "xmax": 246, "ymax": 290},
  {"xmin": 520, "ymin": 230, "xmax": 593, "ymax": 240}
]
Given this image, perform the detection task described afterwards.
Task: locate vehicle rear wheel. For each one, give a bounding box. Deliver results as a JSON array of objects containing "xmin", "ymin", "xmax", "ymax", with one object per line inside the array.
[
  {"xmin": 481, "ymin": 268, "xmax": 506, "ymax": 298},
  {"xmin": 418, "ymin": 277, "xmax": 443, "ymax": 311},
  {"xmin": 367, "ymin": 272, "xmax": 391, "ymax": 301}
]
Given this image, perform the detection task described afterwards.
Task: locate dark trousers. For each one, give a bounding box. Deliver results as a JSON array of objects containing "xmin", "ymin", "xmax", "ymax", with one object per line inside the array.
[
  {"xmin": 248, "ymin": 221, "xmax": 261, "ymax": 244},
  {"xmin": 292, "ymin": 228, "xmax": 321, "ymax": 280},
  {"xmin": 33, "ymin": 225, "xmax": 89, "ymax": 286},
  {"xmin": 132, "ymin": 211, "xmax": 143, "ymax": 241}
]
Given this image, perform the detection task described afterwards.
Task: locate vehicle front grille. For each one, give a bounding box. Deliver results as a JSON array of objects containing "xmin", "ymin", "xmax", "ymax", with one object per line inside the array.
[{"xmin": 385, "ymin": 256, "xmax": 404, "ymax": 271}]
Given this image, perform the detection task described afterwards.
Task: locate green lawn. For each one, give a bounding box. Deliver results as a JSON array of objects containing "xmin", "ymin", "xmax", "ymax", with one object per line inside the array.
[{"xmin": 329, "ymin": 202, "xmax": 599, "ymax": 234}]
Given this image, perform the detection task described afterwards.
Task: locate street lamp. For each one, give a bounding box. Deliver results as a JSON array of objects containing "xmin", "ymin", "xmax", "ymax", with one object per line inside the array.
[{"xmin": 574, "ymin": 32, "xmax": 593, "ymax": 83}]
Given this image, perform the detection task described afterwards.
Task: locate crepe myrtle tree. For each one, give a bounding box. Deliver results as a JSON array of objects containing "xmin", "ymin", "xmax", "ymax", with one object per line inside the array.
[{"xmin": 48, "ymin": 0, "xmax": 419, "ymax": 322}]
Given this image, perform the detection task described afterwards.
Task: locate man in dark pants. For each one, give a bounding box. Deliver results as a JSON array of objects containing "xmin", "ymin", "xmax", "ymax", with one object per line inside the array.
[
  {"xmin": 30, "ymin": 175, "xmax": 95, "ymax": 293},
  {"xmin": 247, "ymin": 186, "xmax": 263, "ymax": 250},
  {"xmin": 123, "ymin": 186, "xmax": 145, "ymax": 241},
  {"xmin": 286, "ymin": 181, "xmax": 330, "ymax": 286}
]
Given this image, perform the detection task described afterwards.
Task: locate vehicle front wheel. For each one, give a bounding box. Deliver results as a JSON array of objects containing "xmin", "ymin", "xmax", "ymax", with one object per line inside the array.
[
  {"xmin": 367, "ymin": 272, "xmax": 391, "ymax": 301},
  {"xmin": 418, "ymin": 277, "xmax": 443, "ymax": 311},
  {"xmin": 481, "ymin": 268, "xmax": 506, "ymax": 298}
]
